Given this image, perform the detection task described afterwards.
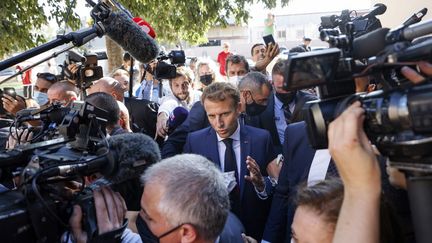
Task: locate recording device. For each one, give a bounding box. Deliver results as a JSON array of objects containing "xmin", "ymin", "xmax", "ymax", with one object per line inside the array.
[
  {"xmin": 154, "ymin": 50, "xmax": 186, "ymax": 80},
  {"xmin": 263, "ymin": 34, "xmax": 276, "ymax": 46},
  {"xmin": 0, "ymin": 87, "xmax": 17, "ymax": 114},
  {"xmin": 60, "ymin": 50, "xmax": 103, "ymax": 90},
  {"xmin": 0, "ymin": 98, "xmax": 161, "ymax": 242},
  {"xmin": 166, "ymin": 106, "xmax": 189, "ymax": 135}
]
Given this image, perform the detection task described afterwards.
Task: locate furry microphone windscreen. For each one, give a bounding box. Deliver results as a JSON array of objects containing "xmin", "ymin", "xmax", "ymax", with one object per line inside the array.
[
  {"xmin": 106, "ymin": 133, "xmax": 161, "ymax": 183},
  {"xmin": 103, "ymin": 11, "xmax": 159, "ymax": 63}
]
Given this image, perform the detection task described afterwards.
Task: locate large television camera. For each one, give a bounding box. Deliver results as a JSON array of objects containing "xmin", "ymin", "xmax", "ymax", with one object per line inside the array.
[
  {"xmin": 154, "ymin": 50, "xmax": 186, "ymax": 80},
  {"xmin": 283, "ymin": 6, "xmax": 432, "ymax": 242},
  {"xmin": 0, "ymin": 100, "xmax": 159, "ymax": 242}
]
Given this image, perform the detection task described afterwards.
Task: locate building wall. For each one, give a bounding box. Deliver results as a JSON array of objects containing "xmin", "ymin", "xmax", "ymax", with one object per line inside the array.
[{"xmin": 372, "ymin": 0, "xmax": 432, "ymax": 28}]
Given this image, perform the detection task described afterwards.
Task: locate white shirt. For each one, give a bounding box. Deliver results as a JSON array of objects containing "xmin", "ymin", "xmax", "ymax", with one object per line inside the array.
[
  {"xmin": 216, "ymin": 122, "xmax": 241, "ymax": 176},
  {"xmin": 274, "ymin": 94, "xmax": 295, "ymax": 144},
  {"xmin": 158, "ymin": 90, "xmax": 201, "ymax": 115}
]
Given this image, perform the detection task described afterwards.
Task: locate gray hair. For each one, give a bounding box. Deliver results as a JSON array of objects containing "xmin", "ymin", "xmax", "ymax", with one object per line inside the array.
[
  {"xmin": 141, "ymin": 154, "xmax": 229, "ymax": 241},
  {"xmin": 238, "ymin": 71, "xmax": 272, "ymax": 93}
]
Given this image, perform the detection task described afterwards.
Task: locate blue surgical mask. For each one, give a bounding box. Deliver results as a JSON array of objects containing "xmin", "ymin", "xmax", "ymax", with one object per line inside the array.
[{"xmin": 33, "ymin": 91, "xmax": 48, "ymax": 105}]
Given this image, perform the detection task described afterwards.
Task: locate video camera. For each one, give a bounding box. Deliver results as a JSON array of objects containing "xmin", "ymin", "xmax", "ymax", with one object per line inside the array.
[
  {"xmin": 283, "ymin": 5, "xmax": 432, "ymax": 166},
  {"xmin": 61, "ymin": 50, "xmax": 104, "ymax": 90},
  {"xmin": 154, "ymin": 50, "xmax": 186, "ymax": 80}
]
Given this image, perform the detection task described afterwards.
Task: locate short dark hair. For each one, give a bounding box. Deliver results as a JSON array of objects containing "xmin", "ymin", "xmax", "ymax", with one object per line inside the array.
[
  {"xmin": 225, "ymin": 54, "xmax": 250, "ymax": 74},
  {"xmin": 201, "ymin": 82, "xmax": 240, "ymax": 109},
  {"xmin": 85, "ymin": 92, "xmax": 120, "ymax": 127},
  {"xmin": 37, "ymin": 72, "xmax": 57, "ymax": 84},
  {"xmin": 123, "ymin": 52, "xmax": 132, "ymax": 62},
  {"xmin": 250, "ymin": 43, "xmax": 265, "ymax": 56},
  {"xmin": 272, "ymin": 59, "xmax": 288, "ymax": 76},
  {"xmin": 295, "ymin": 179, "xmax": 343, "ymax": 224}
]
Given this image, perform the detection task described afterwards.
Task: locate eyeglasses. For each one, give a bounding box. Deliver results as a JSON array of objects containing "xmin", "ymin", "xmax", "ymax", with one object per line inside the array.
[{"xmin": 37, "ymin": 73, "xmax": 57, "ymax": 82}]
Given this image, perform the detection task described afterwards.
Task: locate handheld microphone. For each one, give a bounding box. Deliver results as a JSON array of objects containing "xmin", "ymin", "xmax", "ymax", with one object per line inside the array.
[
  {"xmin": 386, "ymin": 18, "xmax": 432, "ymax": 43},
  {"xmin": 102, "ymin": 11, "xmax": 159, "ymax": 63},
  {"xmin": 356, "ymin": 3, "xmax": 387, "ymax": 20},
  {"xmin": 166, "ymin": 106, "xmax": 189, "ymax": 135},
  {"xmin": 403, "ymin": 8, "xmax": 428, "ymax": 26}
]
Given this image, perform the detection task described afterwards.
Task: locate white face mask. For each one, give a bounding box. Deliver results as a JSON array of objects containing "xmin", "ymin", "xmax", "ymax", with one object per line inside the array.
[
  {"xmin": 227, "ymin": 75, "xmax": 245, "ymax": 86},
  {"xmin": 33, "ymin": 91, "xmax": 48, "ymax": 105}
]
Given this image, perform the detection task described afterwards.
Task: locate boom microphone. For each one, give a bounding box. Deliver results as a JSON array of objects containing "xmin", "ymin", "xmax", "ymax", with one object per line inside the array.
[{"xmin": 102, "ymin": 11, "xmax": 159, "ymax": 63}]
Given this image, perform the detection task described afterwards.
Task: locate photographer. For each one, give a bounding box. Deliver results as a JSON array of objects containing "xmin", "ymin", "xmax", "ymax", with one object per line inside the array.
[{"xmin": 328, "ymin": 61, "xmax": 432, "ymax": 243}]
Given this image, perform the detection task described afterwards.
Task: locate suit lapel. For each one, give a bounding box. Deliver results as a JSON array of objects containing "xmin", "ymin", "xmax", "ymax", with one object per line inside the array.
[
  {"xmin": 207, "ymin": 129, "xmax": 222, "ymax": 169},
  {"xmin": 239, "ymin": 125, "xmax": 250, "ymax": 199}
]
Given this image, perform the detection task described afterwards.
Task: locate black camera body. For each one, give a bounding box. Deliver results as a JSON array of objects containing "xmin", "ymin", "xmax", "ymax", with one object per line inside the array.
[
  {"xmin": 63, "ymin": 50, "xmax": 103, "ymax": 90},
  {"xmin": 154, "ymin": 50, "xmax": 186, "ymax": 80}
]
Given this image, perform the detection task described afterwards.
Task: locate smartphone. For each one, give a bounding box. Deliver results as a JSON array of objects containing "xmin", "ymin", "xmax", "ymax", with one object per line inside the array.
[
  {"xmin": 3, "ymin": 87, "xmax": 16, "ymax": 98},
  {"xmin": 263, "ymin": 34, "xmax": 276, "ymax": 46}
]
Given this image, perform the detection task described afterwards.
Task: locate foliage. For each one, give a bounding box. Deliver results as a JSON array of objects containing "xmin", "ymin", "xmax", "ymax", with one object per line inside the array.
[{"xmin": 0, "ymin": 0, "xmax": 80, "ymax": 58}]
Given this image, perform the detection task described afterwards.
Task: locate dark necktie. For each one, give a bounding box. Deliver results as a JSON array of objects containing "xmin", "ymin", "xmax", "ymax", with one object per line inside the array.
[
  {"xmin": 283, "ymin": 104, "xmax": 292, "ymax": 125},
  {"xmin": 222, "ymin": 138, "xmax": 241, "ymax": 216},
  {"xmin": 222, "ymin": 138, "xmax": 238, "ymax": 182},
  {"xmin": 326, "ymin": 159, "xmax": 339, "ymax": 179}
]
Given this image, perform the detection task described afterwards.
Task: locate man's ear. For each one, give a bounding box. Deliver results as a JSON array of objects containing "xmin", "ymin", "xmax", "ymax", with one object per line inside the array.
[{"xmin": 180, "ymin": 224, "xmax": 198, "ymax": 243}]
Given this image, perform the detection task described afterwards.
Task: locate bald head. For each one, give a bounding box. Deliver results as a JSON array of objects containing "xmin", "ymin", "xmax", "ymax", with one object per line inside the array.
[
  {"xmin": 47, "ymin": 81, "xmax": 78, "ymax": 105},
  {"xmin": 87, "ymin": 77, "xmax": 126, "ymax": 101}
]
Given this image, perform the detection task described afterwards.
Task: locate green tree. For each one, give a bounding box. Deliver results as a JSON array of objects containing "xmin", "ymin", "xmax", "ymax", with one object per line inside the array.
[
  {"xmin": 0, "ymin": 0, "xmax": 81, "ymax": 58},
  {"xmin": 1, "ymin": 0, "xmax": 290, "ymax": 58}
]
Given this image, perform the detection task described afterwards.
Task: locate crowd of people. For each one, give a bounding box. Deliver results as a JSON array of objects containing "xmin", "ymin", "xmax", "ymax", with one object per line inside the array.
[{"xmin": 1, "ymin": 36, "xmax": 432, "ymax": 243}]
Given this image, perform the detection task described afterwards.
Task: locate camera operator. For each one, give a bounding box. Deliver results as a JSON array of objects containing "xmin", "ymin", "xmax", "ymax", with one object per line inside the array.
[
  {"xmin": 47, "ymin": 81, "xmax": 78, "ymax": 105},
  {"xmin": 328, "ymin": 61, "xmax": 432, "ymax": 243},
  {"xmin": 68, "ymin": 154, "xmax": 230, "ymax": 243},
  {"xmin": 156, "ymin": 66, "xmax": 200, "ymax": 139}
]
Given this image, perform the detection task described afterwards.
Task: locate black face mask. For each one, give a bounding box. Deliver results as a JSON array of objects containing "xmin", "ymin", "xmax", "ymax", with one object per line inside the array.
[
  {"xmin": 276, "ymin": 91, "xmax": 296, "ymax": 105},
  {"xmin": 136, "ymin": 215, "xmax": 159, "ymax": 243},
  {"xmin": 199, "ymin": 74, "xmax": 213, "ymax": 86},
  {"xmin": 245, "ymin": 92, "xmax": 267, "ymax": 116}
]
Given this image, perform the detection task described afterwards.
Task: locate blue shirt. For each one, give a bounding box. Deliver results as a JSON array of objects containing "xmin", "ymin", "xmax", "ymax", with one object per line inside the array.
[{"xmin": 274, "ymin": 94, "xmax": 295, "ymax": 144}]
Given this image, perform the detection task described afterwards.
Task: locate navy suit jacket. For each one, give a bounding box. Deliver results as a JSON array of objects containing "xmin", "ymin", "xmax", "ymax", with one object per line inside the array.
[
  {"xmin": 162, "ymin": 101, "xmax": 260, "ymax": 158},
  {"xmin": 184, "ymin": 124, "xmax": 276, "ymax": 240},
  {"xmin": 262, "ymin": 121, "xmax": 316, "ymax": 243},
  {"xmin": 258, "ymin": 91, "xmax": 317, "ymax": 155}
]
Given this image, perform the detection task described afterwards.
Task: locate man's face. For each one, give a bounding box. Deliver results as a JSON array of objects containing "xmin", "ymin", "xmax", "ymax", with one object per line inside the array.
[
  {"xmin": 86, "ymin": 80, "xmax": 111, "ymax": 95},
  {"xmin": 291, "ymin": 205, "xmax": 334, "ymax": 243},
  {"xmin": 114, "ymin": 74, "xmax": 129, "ymax": 90},
  {"xmin": 252, "ymin": 44, "xmax": 266, "ymax": 63},
  {"xmin": 204, "ymin": 97, "xmax": 241, "ymax": 138},
  {"xmin": 223, "ymin": 44, "xmax": 230, "ymax": 53},
  {"xmin": 140, "ymin": 183, "xmax": 181, "ymax": 243},
  {"xmin": 272, "ymin": 73, "xmax": 289, "ymax": 94},
  {"xmin": 47, "ymin": 89, "xmax": 73, "ymax": 105},
  {"xmin": 304, "ymin": 40, "xmax": 311, "ymax": 46},
  {"xmin": 226, "ymin": 62, "xmax": 248, "ymax": 78},
  {"xmin": 198, "ymin": 64, "xmax": 212, "ymax": 77},
  {"xmin": 34, "ymin": 78, "xmax": 52, "ymax": 93},
  {"xmin": 241, "ymin": 84, "xmax": 271, "ymax": 106},
  {"xmin": 170, "ymin": 76, "xmax": 191, "ymax": 101}
]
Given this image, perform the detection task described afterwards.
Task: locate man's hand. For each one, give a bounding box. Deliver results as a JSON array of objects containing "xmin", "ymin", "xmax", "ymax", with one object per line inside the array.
[
  {"xmin": 242, "ymin": 233, "xmax": 258, "ymax": 243},
  {"xmin": 70, "ymin": 187, "xmax": 127, "ymax": 243},
  {"xmin": 6, "ymin": 127, "xmax": 33, "ymax": 149},
  {"xmin": 2, "ymin": 94, "xmax": 26, "ymax": 115},
  {"xmin": 254, "ymin": 43, "xmax": 280, "ymax": 72},
  {"xmin": 266, "ymin": 157, "xmax": 282, "ymax": 180},
  {"xmin": 328, "ymin": 101, "xmax": 381, "ymax": 194},
  {"xmin": 244, "ymin": 156, "xmax": 265, "ymax": 192},
  {"xmin": 401, "ymin": 61, "xmax": 432, "ymax": 83},
  {"xmin": 156, "ymin": 112, "xmax": 169, "ymax": 138}
]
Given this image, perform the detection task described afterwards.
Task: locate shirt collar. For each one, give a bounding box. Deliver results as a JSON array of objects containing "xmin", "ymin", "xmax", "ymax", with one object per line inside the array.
[
  {"xmin": 216, "ymin": 121, "xmax": 241, "ymax": 142},
  {"xmin": 274, "ymin": 93, "xmax": 284, "ymax": 109}
]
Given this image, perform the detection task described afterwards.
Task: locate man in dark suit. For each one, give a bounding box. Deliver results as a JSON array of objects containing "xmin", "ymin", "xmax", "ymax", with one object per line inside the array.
[
  {"xmin": 258, "ymin": 60, "xmax": 317, "ymax": 154},
  {"xmin": 184, "ymin": 82, "xmax": 277, "ymax": 240},
  {"xmin": 161, "ymin": 64, "xmax": 272, "ymax": 158}
]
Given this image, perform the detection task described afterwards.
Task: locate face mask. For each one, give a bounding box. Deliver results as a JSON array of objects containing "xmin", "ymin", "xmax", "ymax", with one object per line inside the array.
[
  {"xmin": 199, "ymin": 74, "xmax": 213, "ymax": 86},
  {"xmin": 276, "ymin": 91, "xmax": 296, "ymax": 105},
  {"xmin": 33, "ymin": 91, "xmax": 48, "ymax": 105},
  {"xmin": 245, "ymin": 92, "xmax": 267, "ymax": 116},
  {"xmin": 227, "ymin": 75, "xmax": 245, "ymax": 86}
]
